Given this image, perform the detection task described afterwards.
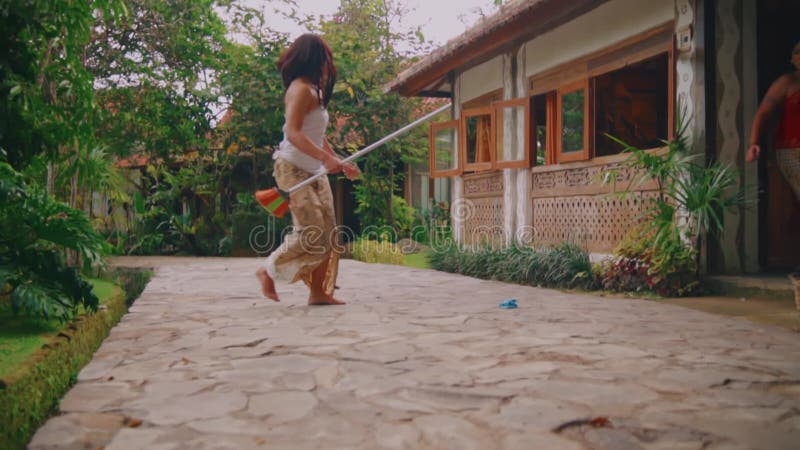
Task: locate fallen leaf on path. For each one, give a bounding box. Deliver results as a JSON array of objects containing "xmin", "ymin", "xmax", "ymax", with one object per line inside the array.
[
  {"xmin": 552, "ymin": 416, "xmax": 613, "ymax": 433},
  {"xmin": 123, "ymin": 417, "xmax": 143, "ymax": 428}
]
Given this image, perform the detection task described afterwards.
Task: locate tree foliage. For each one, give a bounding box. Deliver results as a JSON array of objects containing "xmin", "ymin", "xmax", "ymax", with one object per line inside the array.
[
  {"xmin": 0, "ymin": 162, "xmax": 106, "ymax": 321},
  {"xmin": 1, "ymin": 0, "xmax": 127, "ymax": 169},
  {"xmin": 216, "ymin": 2, "xmax": 291, "ymax": 154},
  {"xmin": 88, "ymin": 0, "xmax": 229, "ymax": 160},
  {"xmin": 600, "ymin": 110, "xmax": 748, "ymax": 296},
  {"xmin": 1, "ymin": 1, "xmax": 126, "ymax": 320},
  {"xmin": 317, "ymin": 0, "xmax": 432, "ymax": 233}
]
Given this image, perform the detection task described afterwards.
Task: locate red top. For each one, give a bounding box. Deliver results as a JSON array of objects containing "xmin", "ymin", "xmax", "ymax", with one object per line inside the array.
[{"xmin": 775, "ymin": 89, "xmax": 800, "ymax": 149}]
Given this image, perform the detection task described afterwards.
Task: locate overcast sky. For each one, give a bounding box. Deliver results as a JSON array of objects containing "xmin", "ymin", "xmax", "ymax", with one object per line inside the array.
[{"xmin": 231, "ymin": 0, "xmax": 498, "ymax": 50}]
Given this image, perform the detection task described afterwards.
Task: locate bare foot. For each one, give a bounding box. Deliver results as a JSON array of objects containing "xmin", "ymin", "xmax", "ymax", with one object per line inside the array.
[
  {"xmin": 256, "ymin": 268, "xmax": 279, "ymax": 302},
  {"xmin": 308, "ymin": 293, "xmax": 346, "ymax": 305}
]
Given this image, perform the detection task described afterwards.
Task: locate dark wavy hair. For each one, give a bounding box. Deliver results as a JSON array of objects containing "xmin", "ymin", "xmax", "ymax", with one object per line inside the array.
[{"xmin": 277, "ymin": 34, "xmax": 337, "ymax": 108}]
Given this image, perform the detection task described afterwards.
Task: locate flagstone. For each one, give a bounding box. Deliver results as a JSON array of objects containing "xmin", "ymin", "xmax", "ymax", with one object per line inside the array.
[
  {"xmin": 412, "ymin": 414, "xmax": 495, "ymax": 450},
  {"xmin": 248, "ymin": 391, "xmax": 318, "ymax": 423},
  {"xmin": 58, "ymin": 382, "xmax": 139, "ymax": 413},
  {"xmin": 28, "ymin": 257, "xmax": 800, "ymax": 449},
  {"xmin": 185, "ymin": 416, "xmax": 269, "ymax": 436},
  {"xmin": 136, "ymin": 391, "xmax": 248, "ymax": 425},
  {"xmin": 373, "ymin": 422, "xmax": 421, "ymax": 449},
  {"xmin": 104, "ymin": 428, "xmax": 178, "ymax": 450},
  {"xmin": 499, "ymin": 431, "xmax": 585, "ymax": 450},
  {"xmin": 76, "ymin": 357, "xmax": 123, "ymax": 382},
  {"xmin": 28, "ymin": 413, "xmax": 125, "ymax": 449}
]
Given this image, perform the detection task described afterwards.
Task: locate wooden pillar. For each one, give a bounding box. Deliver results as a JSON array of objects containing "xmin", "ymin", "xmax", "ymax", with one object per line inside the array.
[
  {"xmin": 740, "ymin": 0, "xmax": 759, "ymax": 272},
  {"xmin": 452, "ymin": 75, "xmax": 465, "ymax": 245},
  {"xmin": 515, "ymin": 44, "xmax": 532, "ymax": 245},
  {"xmin": 502, "ymin": 52, "xmax": 518, "ymax": 246},
  {"xmin": 676, "ymin": 0, "xmax": 712, "ymax": 272}
]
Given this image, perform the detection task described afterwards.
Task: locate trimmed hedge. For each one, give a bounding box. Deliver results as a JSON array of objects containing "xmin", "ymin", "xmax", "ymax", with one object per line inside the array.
[
  {"xmin": 429, "ymin": 242, "xmax": 597, "ymax": 290},
  {"xmin": 0, "ymin": 269, "xmax": 150, "ymax": 450},
  {"xmin": 350, "ymin": 239, "xmax": 405, "ymax": 265}
]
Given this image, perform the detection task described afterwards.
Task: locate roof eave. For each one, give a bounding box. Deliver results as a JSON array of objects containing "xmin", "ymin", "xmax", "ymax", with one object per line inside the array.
[{"xmin": 385, "ymin": 0, "xmax": 611, "ymax": 97}]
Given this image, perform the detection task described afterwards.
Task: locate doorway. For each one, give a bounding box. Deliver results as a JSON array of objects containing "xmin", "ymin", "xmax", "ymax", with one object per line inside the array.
[{"xmin": 757, "ymin": 0, "xmax": 800, "ymax": 270}]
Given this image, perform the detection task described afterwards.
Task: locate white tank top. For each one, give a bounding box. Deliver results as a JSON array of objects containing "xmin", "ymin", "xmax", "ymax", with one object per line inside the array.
[{"xmin": 273, "ymin": 92, "xmax": 329, "ymax": 174}]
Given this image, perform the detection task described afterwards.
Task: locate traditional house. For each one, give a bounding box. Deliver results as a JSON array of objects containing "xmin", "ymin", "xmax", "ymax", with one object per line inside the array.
[{"xmin": 386, "ymin": 0, "xmax": 799, "ymax": 273}]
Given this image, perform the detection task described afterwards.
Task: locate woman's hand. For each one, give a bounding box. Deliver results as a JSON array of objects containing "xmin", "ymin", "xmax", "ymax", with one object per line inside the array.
[
  {"xmin": 342, "ymin": 163, "xmax": 360, "ymax": 180},
  {"xmin": 746, "ymin": 144, "xmax": 761, "ymax": 163},
  {"xmin": 323, "ymin": 155, "xmax": 343, "ymax": 174}
]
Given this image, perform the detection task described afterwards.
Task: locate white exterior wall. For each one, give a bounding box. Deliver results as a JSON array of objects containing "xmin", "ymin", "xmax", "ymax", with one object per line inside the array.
[
  {"xmin": 524, "ymin": 0, "xmax": 674, "ymax": 77},
  {"xmin": 460, "ymin": 55, "xmax": 504, "ymax": 103}
]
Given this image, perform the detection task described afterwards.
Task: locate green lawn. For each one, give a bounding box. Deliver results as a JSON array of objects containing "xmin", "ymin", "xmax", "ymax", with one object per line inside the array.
[
  {"xmin": 0, "ymin": 279, "xmax": 121, "ymax": 379},
  {"xmin": 403, "ymin": 251, "xmax": 431, "ymax": 270}
]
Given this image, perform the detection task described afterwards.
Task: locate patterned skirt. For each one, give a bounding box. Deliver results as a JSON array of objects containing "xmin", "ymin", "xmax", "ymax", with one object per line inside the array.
[
  {"xmin": 264, "ymin": 158, "xmax": 338, "ymax": 295},
  {"xmin": 776, "ymin": 148, "xmax": 800, "ymax": 201}
]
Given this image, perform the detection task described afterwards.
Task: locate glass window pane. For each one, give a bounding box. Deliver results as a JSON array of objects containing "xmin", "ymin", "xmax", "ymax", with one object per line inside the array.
[
  {"xmin": 465, "ymin": 114, "xmax": 491, "ymax": 164},
  {"xmin": 433, "ymin": 127, "xmax": 457, "ymax": 171},
  {"xmin": 532, "ymin": 94, "xmax": 548, "ymax": 165},
  {"xmin": 561, "ymin": 89, "xmax": 585, "ymax": 153},
  {"xmin": 594, "ymin": 53, "xmax": 668, "ymax": 156},
  {"xmin": 536, "ymin": 125, "xmax": 547, "ymax": 165},
  {"xmin": 420, "ymin": 174, "xmax": 429, "ymax": 211}
]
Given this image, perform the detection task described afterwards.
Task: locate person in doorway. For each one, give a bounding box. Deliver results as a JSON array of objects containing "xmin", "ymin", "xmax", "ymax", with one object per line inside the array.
[
  {"xmin": 256, "ymin": 33, "xmax": 359, "ymax": 305},
  {"xmin": 748, "ymin": 39, "xmax": 800, "ymax": 292},
  {"xmin": 746, "ymin": 39, "xmax": 800, "ymax": 200}
]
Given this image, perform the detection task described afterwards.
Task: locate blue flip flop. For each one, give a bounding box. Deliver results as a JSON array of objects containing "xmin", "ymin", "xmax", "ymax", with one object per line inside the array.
[{"xmin": 499, "ymin": 298, "xmax": 518, "ymax": 309}]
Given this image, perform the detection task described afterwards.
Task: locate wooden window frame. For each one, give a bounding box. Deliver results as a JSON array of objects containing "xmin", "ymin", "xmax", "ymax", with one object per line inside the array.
[
  {"xmin": 528, "ymin": 22, "xmax": 676, "ymax": 163},
  {"xmin": 556, "ymin": 79, "xmax": 591, "ymax": 163},
  {"xmin": 429, "ymin": 120, "xmax": 461, "ymax": 178},
  {"xmin": 462, "ymin": 89, "xmax": 503, "ymax": 110},
  {"xmin": 493, "ymin": 98, "xmax": 531, "ymax": 169},
  {"xmin": 531, "ymin": 92, "xmax": 558, "ymax": 166},
  {"xmin": 460, "ymin": 106, "xmax": 495, "ymax": 172},
  {"xmin": 546, "ymin": 93, "xmax": 558, "ymax": 164},
  {"xmin": 667, "ymin": 42, "xmax": 676, "ymax": 141}
]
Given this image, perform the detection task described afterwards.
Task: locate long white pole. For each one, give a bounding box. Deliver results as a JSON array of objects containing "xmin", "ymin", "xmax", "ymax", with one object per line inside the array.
[{"xmin": 283, "ymin": 102, "xmax": 451, "ymax": 194}]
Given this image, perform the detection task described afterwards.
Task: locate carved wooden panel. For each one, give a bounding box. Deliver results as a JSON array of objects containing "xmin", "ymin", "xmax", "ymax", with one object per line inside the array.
[
  {"xmin": 532, "ymin": 191, "xmax": 661, "ymax": 253},
  {"xmin": 463, "ymin": 171, "xmax": 504, "ymax": 198},
  {"xmin": 464, "ymin": 197, "xmax": 505, "ymax": 246},
  {"xmin": 463, "ymin": 171, "xmax": 504, "ymax": 245},
  {"xmin": 530, "ymin": 156, "xmax": 662, "ymax": 253},
  {"xmin": 531, "ymin": 160, "xmax": 659, "ymax": 198}
]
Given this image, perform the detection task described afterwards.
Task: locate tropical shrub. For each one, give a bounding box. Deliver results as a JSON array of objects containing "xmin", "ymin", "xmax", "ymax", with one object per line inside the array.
[
  {"xmin": 391, "ymin": 196, "xmax": 417, "ymax": 239},
  {"xmin": 413, "ymin": 200, "xmax": 451, "ymax": 245},
  {"xmin": 351, "ymin": 239, "xmax": 405, "ymax": 265},
  {"xmin": 0, "ymin": 163, "xmax": 106, "ymax": 321},
  {"xmin": 429, "ymin": 242, "xmax": 597, "ymax": 290},
  {"xmin": 600, "ymin": 225, "xmax": 698, "ymax": 296},
  {"xmin": 600, "ymin": 110, "xmax": 745, "ymax": 296},
  {"xmin": 231, "ymin": 192, "xmax": 291, "ymax": 256}
]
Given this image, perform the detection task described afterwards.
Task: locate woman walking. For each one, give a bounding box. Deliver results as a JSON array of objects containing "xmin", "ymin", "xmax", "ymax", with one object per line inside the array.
[
  {"xmin": 256, "ymin": 33, "xmax": 359, "ymax": 305},
  {"xmin": 747, "ymin": 39, "xmax": 800, "ymax": 199}
]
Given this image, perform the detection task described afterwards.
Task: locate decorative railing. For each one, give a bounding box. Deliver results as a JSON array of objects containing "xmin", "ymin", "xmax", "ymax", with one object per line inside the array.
[
  {"xmin": 530, "ymin": 152, "xmax": 660, "ymax": 253},
  {"xmin": 462, "ymin": 171, "xmax": 505, "ymax": 246}
]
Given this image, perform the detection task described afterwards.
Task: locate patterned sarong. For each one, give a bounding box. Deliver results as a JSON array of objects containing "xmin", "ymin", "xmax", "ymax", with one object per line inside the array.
[
  {"xmin": 264, "ymin": 158, "xmax": 338, "ymax": 295},
  {"xmin": 776, "ymin": 148, "xmax": 800, "ymax": 201}
]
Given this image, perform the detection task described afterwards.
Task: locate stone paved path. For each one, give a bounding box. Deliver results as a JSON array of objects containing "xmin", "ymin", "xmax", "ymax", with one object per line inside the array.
[{"xmin": 30, "ymin": 257, "xmax": 800, "ymax": 450}]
